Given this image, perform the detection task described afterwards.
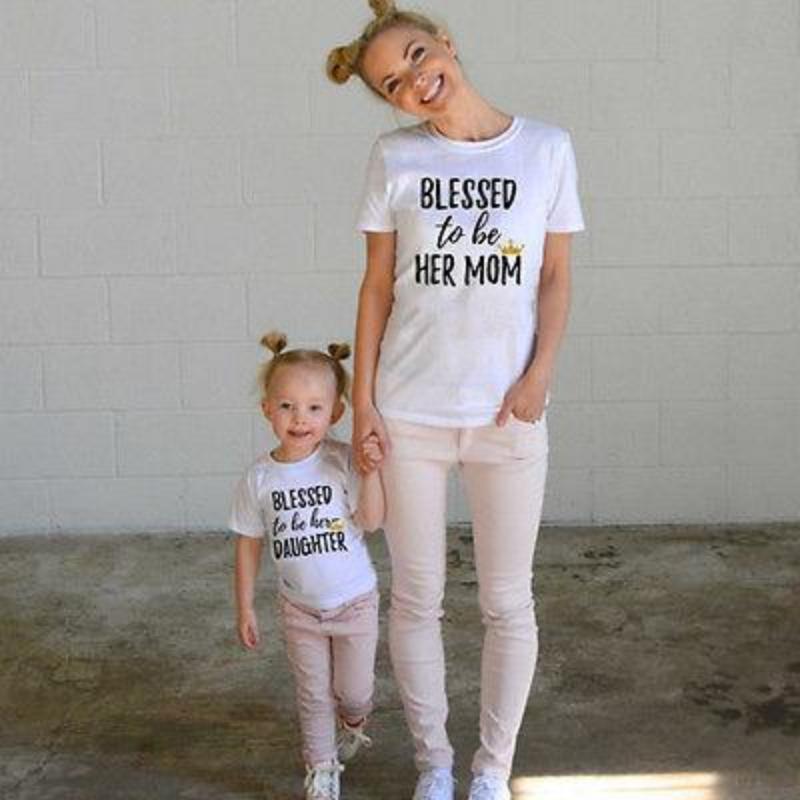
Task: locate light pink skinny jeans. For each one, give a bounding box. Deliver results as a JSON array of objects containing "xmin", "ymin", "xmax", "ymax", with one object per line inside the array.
[
  {"xmin": 279, "ymin": 589, "xmax": 379, "ymax": 766},
  {"xmin": 382, "ymin": 415, "xmax": 549, "ymax": 780}
]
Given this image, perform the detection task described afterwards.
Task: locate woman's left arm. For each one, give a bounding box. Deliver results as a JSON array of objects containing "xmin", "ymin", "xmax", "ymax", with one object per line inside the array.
[{"xmin": 496, "ymin": 232, "xmax": 572, "ymax": 425}]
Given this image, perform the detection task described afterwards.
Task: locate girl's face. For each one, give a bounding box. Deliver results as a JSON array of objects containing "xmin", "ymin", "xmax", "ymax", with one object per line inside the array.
[
  {"xmin": 262, "ymin": 365, "xmax": 343, "ymax": 461},
  {"xmin": 361, "ymin": 26, "xmax": 462, "ymax": 119}
]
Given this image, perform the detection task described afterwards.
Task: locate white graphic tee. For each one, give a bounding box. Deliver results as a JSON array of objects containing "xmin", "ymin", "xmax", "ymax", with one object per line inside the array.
[
  {"xmin": 229, "ymin": 438, "xmax": 377, "ymax": 610},
  {"xmin": 357, "ymin": 116, "xmax": 585, "ymax": 426}
]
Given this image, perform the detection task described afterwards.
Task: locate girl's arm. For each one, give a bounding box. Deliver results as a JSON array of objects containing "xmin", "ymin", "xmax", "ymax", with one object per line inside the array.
[
  {"xmin": 234, "ymin": 535, "xmax": 264, "ymax": 649},
  {"xmin": 352, "ymin": 230, "xmax": 396, "ymax": 471},
  {"xmin": 353, "ymin": 469, "xmax": 385, "ymax": 532},
  {"xmin": 497, "ymin": 232, "xmax": 573, "ymax": 424}
]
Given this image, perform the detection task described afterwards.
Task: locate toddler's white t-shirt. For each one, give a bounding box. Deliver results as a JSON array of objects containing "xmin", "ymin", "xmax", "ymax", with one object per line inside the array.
[
  {"xmin": 357, "ymin": 116, "xmax": 585, "ymax": 427},
  {"xmin": 229, "ymin": 437, "xmax": 377, "ymax": 611}
]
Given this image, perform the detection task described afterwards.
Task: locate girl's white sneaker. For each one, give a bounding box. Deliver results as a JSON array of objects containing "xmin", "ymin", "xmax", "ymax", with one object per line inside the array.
[
  {"xmin": 467, "ymin": 772, "xmax": 511, "ymax": 800},
  {"xmin": 304, "ymin": 760, "xmax": 344, "ymax": 800},
  {"xmin": 412, "ymin": 767, "xmax": 455, "ymax": 800}
]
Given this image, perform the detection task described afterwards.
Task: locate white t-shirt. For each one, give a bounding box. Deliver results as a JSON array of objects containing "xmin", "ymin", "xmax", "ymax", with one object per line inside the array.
[
  {"xmin": 357, "ymin": 116, "xmax": 585, "ymax": 427},
  {"xmin": 229, "ymin": 437, "xmax": 377, "ymax": 611}
]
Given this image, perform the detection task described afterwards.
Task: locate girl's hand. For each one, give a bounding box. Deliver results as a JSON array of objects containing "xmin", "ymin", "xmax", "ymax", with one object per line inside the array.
[
  {"xmin": 361, "ymin": 433, "xmax": 385, "ymax": 472},
  {"xmin": 353, "ymin": 403, "xmax": 391, "ymax": 474},
  {"xmin": 496, "ymin": 367, "xmax": 549, "ymax": 426},
  {"xmin": 237, "ymin": 608, "xmax": 260, "ymax": 650}
]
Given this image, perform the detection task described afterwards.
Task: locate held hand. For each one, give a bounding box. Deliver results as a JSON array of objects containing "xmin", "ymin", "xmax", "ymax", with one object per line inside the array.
[
  {"xmin": 353, "ymin": 403, "xmax": 391, "ymax": 474},
  {"xmin": 496, "ymin": 368, "xmax": 549, "ymax": 427},
  {"xmin": 361, "ymin": 433, "xmax": 385, "ymax": 472},
  {"xmin": 237, "ymin": 608, "xmax": 260, "ymax": 650}
]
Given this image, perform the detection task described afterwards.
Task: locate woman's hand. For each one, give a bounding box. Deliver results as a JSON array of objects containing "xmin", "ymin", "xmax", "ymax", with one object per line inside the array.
[
  {"xmin": 237, "ymin": 607, "xmax": 260, "ymax": 650},
  {"xmin": 496, "ymin": 366, "xmax": 549, "ymax": 426},
  {"xmin": 353, "ymin": 402, "xmax": 391, "ymax": 473}
]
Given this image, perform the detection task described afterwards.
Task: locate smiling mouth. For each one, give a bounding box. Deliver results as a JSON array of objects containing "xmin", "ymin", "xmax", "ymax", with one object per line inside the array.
[{"xmin": 421, "ymin": 74, "xmax": 444, "ymax": 104}]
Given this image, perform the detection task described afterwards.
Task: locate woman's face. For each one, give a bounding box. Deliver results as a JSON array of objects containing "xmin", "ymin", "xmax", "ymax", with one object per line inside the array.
[{"xmin": 361, "ymin": 26, "xmax": 462, "ymax": 119}]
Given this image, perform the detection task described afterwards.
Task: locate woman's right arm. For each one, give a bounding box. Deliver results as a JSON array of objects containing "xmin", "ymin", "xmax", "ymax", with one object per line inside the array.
[{"xmin": 352, "ymin": 230, "xmax": 396, "ymax": 473}]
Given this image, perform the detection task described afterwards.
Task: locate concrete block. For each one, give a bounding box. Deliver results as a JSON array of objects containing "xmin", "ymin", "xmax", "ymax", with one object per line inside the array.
[
  {"xmin": 308, "ymin": 137, "xmax": 380, "ymax": 206},
  {"xmin": 184, "ymin": 475, "xmax": 239, "ymax": 530},
  {"xmin": 314, "ymin": 202, "xmax": 365, "ymax": 272},
  {"xmin": 0, "ymin": 214, "xmax": 38, "ymax": 276},
  {"xmin": 662, "ymin": 133, "xmax": 797, "ymax": 197},
  {"xmin": 729, "ymin": 333, "xmax": 800, "ymax": 401},
  {"xmin": 0, "ymin": 349, "xmax": 42, "ymax": 411},
  {"xmin": 591, "ymin": 62, "xmax": 729, "ymax": 130},
  {"xmin": 472, "ymin": 62, "xmax": 590, "ymax": 131},
  {"xmin": 104, "ymin": 139, "xmax": 239, "ymax": 207},
  {"xmin": 31, "ymin": 71, "xmax": 168, "ymax": 140},
  {"xmin": 0, "ymin": 0, "xmax": 94, "ymax": 68},
  {"xmin": 247, "ymin": 272, "xmax": 360, "ymax": 346},
  {"xmin": 242, "ymin": 137, "xmax": 311, "ymax": 205},
  {"xmin": 659, "ymin": 401, "xmax": 729, "ymax": 467},
  {"xmin": 117, "ymin": 411, "xmax": 252, "ymax": 476},
  {"xmin": 181, "ymin": 342, "xmax": 261, "ymax": 409},
  {"xmin": 657, "ymin": 268, "xmax": 731, "ymax": 334},
  {"xmin": 0, "ymin": 279, "xmax": 108, "ymax": 344},
  {"xmin": 732, "ymin": 59, "xmax": 800, "ymax": 129},
  {"xmin": 594, "ymin": 467, "xmax": 727, "ymax": 524},
  {"xmin": 578, "ymin": 131, "xmax": 660, "ymax": 199},
  {"xmin": 0, "ymin": 74, "xmax": 29, "ymax": 140},
  {"xmin": 728, "ymin": 466, "xmax": 800, "ymax": 521},
  {"xmin": 592, "ymin": 199, "xmax": 727, "ymax": 266},
  {"xmin": 593, "ymin": 336, "xmax": 727, "ymax": 401},
  {"xmin": 724, "ymin": 268, "xmax": 798, "ymax": 332},
  {"xmin": 43, "ymin": 345, "xmax": 181, "ymax": 410},
  {"xmin": 542, "ymin": 468, "xmax": 593, "ymax": 524},
  {"xmin": 0, "ymin": 413, "xmax": 114, "ymax": 479},
  {"xmin": 96, "ymin": 0, "xmax": 233, "ymax": 67},
  {"xmin": 41, "ymin": 211, "xmax": 175, "ymax": 276},
  {"xmin": 519, "ymin": 0, "xmax": 657, "ymax": 60},
  {"xmin": 310, "ymin": 70, "xmax": 394, "ymax": 136},
  {"xmin": 551, "ymin": 335, "xmax": 592, "ymax": 403},
  {"xmin": 110, "ymin": 276, "xmax": 246, "ymax": 343},
  {"xmin": 0, "ymin": 481, "xmax": 50, "ymax": 534},
  {"xmin": 726, "ymin": 401, "xmax": 800, "ymax": 468},
  {"xmin": 570, "ymin": 268, "xmax": 660, "ymax": 335},
  {"xmin": 177, "ymin": 206, "xmax": 312, "ymax": 275},
  {"xmin": 171, "ymin": 68, "xmax": 309, "ymax": 136},
  {"xmin": 547, "ymin": 404, "xmax": 592, "ymax": 468},
  {"xmin": 49, "ymin": 477, "xmax": 184, "ymax": 532},
  {"xmin": 730, "ymin": 199, "xmax": 800, "ymax": 264},
  {"xmin": 591, "ymin": 402, "xmax": 660, "ymax": 468},
  {"xmin": 237, "ymin": 0, "xmax": 365, "ymax": 66},
  {"xmin": 252, "ymin": 410, "xmax": 277, "ymax": 458},
  {"xmin": 660, "ymin": 0, "xmax": 799, "ymax": 60},
  {"xmin": 0, "ymin": 142, "xmax": 99, "ymax": 209}
]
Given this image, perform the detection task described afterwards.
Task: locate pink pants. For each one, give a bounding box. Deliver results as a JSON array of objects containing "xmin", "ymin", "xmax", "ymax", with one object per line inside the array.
[
  {"xmin": 382, "ymin": 416, "xmax": 549, "ymax": 780},
  {"xmin": 279, "ymin": 589, "xmax": 379, "ymax": 766}
]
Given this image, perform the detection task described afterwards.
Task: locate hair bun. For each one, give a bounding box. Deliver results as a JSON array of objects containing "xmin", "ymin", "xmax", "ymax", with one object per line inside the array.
[
  {"xmin": 369, "ymin": 0, "xmax": 396, "ymax": 18},
  {"xmin": 327, "ymin": 342, "xmax": 351, "ymax": 361},
  {"xmin": 261, "ymin": 331, "xmax": 288, "ymax": 355},
  {"xmin": 326, "ymin": 44, "xmax": 357, "ymax": 85}
]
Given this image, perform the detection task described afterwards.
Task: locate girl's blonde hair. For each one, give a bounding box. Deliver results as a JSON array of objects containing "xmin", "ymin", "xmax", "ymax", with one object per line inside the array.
[
  {"xmin": 257, "ymin": 332, "xmax": 351, "ymax": 403},
  {"xmin": 326, "ymin": 0, "xmax": 442, "ymax": 92}
]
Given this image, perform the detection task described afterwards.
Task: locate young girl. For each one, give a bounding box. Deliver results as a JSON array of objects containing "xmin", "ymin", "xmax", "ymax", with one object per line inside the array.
[
  {"xmin": 327, "ymin": 2, "xmax": 585, "ymax": 799},
  {"xmin": 230, "ymin": 332, "xmax": 385, "ymax": 800}
]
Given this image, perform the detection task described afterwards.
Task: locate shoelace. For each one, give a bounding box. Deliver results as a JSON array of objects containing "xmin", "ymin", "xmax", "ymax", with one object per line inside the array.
[
  {"xmin": 469, "ymin": 774, "xmax": 506, "ymax": 800},
  {"xmin": 304, "ymin": 762, "xmax": 344, "ymax": 799},
  {"xmin": 342, "ymin": 726, "xmax": 372, "ymax": 749}
]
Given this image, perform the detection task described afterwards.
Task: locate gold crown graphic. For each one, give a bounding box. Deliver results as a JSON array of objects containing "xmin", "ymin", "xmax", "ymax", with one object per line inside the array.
[
  {"xmin": 329, "ymin": 518, "xmax": 345, "ymax": 533},
  {"xmin": 499, "ymin": 239, "xmax": 525, "ymax": 257}
]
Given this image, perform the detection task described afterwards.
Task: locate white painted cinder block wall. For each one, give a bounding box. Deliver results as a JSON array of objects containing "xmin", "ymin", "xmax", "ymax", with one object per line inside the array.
[{"xmin": 1, "ymin": 0, "xmax": 799, "ymax": 534}]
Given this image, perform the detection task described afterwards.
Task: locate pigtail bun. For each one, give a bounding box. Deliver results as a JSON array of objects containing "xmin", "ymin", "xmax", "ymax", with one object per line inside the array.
[
  {"xmin": 326, "ymin": 42, "xmax": 361, "ymax": 85},
  {"xmin": 261, "ymin": 331, "xmax": 288, "ymax": 356},
  {"xmin": 328, "ymin": 342, "xmax": 351, "ymax": 361},
  {"xmin": 369, "ymin": 0, "xmax": 396, "ymax": 17}
]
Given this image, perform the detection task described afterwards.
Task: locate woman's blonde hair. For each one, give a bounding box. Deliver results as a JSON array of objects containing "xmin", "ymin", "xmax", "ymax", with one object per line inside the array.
[
  {"xmin": 256, "ymin": 332, "xmax": 351, "ymax": 404},
  {"xmin": 326, "ymin": 0, "xmax": 442, "ymax": 92}
]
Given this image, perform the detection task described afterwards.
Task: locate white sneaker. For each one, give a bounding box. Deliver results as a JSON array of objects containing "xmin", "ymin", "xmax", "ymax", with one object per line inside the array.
[
  {"xmin": 467, "ymin": 772, "xmax": 511, "ymax": 800},
  {"xmin": 304, "ymin": 760, "xmax": 343, "ymax": 800},
  {"xmin": 412, "ymin": 767, "xmax": 455, "ymax": 800},
  {"xmin": 336, "ymin": 718, "xmax": 372, "ymax": 762}
]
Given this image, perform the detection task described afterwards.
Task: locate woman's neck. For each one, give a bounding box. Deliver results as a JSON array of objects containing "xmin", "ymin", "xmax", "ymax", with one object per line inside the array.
[{"xmin": 426, "ymin": 86, "xmax": 512, "ymax": 143}]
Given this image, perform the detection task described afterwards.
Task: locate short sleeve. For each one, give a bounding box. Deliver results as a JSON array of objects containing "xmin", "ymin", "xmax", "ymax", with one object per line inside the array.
[
  {"xmin": 546, "ymin": 132, "xmax": 585, "ymax": 233},
  {"xmin": 343, "ymin": 449, "xmax": 361, "ymax": 516},
  {"xmin": 228, "ymin": 473, "xmax": 266, "ymax": 538},
  {"xmin": 356, "ymin": 139, "xmax": 395, "ymax": 233}
]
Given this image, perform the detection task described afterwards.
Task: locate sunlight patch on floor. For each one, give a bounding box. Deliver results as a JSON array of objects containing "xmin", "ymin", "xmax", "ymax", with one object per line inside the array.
[{"xmin": 511, "ymin": 771, "xmax": 721, "ymax": 799}]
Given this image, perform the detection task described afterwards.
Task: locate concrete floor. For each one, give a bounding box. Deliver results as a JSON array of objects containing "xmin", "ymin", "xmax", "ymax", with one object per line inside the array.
[{"xmin": 1, "ymin": 525, "xmax": 798, "ymax": 800}]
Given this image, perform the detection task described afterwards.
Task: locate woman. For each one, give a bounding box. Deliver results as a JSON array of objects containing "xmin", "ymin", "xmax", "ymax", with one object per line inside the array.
[{"xmin": 327, "ymin": 3, "xmax": 585, "ymax": 799}]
